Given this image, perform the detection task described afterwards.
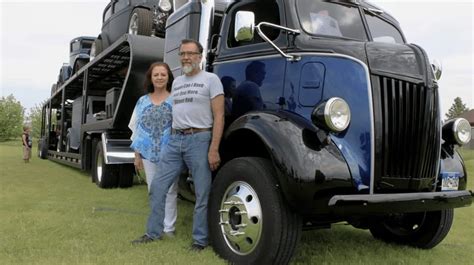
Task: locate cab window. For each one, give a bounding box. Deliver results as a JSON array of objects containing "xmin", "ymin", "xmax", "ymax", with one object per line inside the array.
[
  {"xmin": 296, "ymin": 0, "xmax": 367, "ymax": 41},
  {"xmin": 71, "ymin": 41, "xmax": 80, "ymax": 52},
  {"xmin": 365, "ymin": 13, "xmax": 404, "ymax": 44}
]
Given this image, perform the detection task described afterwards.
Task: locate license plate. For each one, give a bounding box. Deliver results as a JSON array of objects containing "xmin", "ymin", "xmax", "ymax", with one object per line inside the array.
[{"xmin": 441, "ymin": 172, "xmax": 460, "ymax": 191}]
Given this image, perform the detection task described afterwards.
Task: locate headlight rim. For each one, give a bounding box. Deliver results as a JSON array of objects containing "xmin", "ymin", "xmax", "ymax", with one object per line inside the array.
[
  {"xmin": 323, "ymin": 97, "xmax": 351, "ymax": 132},
  {"xmin": 453, "ymin": 118, "xmax": 471, "ymax": 145}
]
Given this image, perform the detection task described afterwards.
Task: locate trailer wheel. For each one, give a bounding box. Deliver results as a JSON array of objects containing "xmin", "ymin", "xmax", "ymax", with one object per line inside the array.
[
  {"xmin": 118, "ymin": 164, "xmax": 135, "ymax": 188},
  {"xmin": 38, "ymin": 138, "xmax": 48, "ymax": 159},
  {"xmin": 92, "ymin": 140, "xmax": 118, "ymax": 188},
  {"xmin": 128, "ymin": 8, "xmax": 153, "ymax": 36},
  {"xmin": 369, "ymin": 209, "xmax": 454, "ymax": 249},
  {"xmin": 209, "ymin": 157, "xmax": 302, "ymax": 265}
]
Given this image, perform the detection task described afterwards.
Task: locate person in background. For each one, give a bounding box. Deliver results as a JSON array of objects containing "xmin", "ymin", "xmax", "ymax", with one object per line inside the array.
[
  {"xmin": 128, "ymin": 62, "xmax": 178, "ymax": 237},
  {"xmin": 132, "ymin": 39, "xmax": 225, "ymax": 252},
  {"xmin": 22, "ymin": 126, "xmax": 32, "ymax": 163}
]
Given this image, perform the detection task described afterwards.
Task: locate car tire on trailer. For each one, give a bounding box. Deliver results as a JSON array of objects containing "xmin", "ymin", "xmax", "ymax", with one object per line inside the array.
[
  {"xmin": 118, "ymin": 164, "xmax": 135, "ymax": 188},
  {"xmin": 92, "ymin": 140, "xmax": 118, "ymax": 188},
  {"xmin": 369, "ymin": 209, "xmax": 454, "ymax": 249},
  {"xmin": 128, "ymin": 8, "xmax": 153, "ymax": 36},
  {"xmin": 72, "ymin": 58, "xmax": 88, "ymax": 74},
  {"xmin": 90, "ymin": 36, "xmax": 103, "ymax": 59},
  {"xmin": 208, "ymin": 157, "xmax": 302, "ymax": 265}
]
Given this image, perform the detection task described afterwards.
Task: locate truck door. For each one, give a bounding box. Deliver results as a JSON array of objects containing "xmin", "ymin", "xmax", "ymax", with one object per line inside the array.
[{"xmin": 213, "ymin": 1, "xmax": 287, "ymax": 120}]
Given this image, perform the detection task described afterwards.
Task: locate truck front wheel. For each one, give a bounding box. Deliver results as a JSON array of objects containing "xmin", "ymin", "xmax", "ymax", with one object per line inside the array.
[
  {"xmin": 209, "ymin": 157, "xmax": 301, "ymax": 265},
  {"xmin": 92, "ymin": 140, "xmax": 118, "ymax": 188},
  {"xmin": 369, "ymin": 209, "xmax": 454, "ymax": 249}
]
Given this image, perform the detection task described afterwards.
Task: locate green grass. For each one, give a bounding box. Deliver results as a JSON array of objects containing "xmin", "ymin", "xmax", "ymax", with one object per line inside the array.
[{"xmin": 0, "ymin": 140, "xmax": 473, "ymax": 264}]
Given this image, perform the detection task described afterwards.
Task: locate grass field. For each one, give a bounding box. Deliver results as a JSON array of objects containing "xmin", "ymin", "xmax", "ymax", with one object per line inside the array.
[{"xmin": 0, "ymin": 140, "xmax": 473, "ymax": 264}]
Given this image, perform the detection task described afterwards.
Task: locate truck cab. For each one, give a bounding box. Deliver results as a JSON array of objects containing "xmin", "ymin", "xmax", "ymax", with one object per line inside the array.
[{"xmin": 163, "ymin": 1, "xmax": 472, "ymax": 264}]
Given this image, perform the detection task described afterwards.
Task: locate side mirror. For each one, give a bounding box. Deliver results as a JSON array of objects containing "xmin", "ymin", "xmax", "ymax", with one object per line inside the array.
[
  {"xmin": 235, "ymin": 11, "xmax": 255, "ymax": 42},
  {"xmin": 431, "ymin": 59, "xmax": 442, "ymax": 80}
]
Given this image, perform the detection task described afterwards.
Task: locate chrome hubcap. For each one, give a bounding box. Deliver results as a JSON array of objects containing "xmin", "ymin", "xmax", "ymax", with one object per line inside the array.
[
  {"xmin": 219, "ymin": 181, "xmax": 262, "ymax": 255},
  {"xmin": 129, "ymin": 13, "xmax": 139, "ymax": 35}
]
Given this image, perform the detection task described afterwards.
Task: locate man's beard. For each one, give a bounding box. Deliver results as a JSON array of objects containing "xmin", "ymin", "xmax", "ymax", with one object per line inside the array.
[{"xmin": 182, "ymin": 62, "xmax": 199, "ymax": 74}]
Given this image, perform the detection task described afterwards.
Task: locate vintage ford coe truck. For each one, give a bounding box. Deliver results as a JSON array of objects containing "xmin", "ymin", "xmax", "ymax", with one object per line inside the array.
[{"xmin": 160, "ymin": 1, "xmax": 473, "ymax": 264}]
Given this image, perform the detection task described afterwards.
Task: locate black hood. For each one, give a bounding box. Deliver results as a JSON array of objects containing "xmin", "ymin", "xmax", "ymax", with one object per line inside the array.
[{"xmin": 365, "ymin": 42, "xmax": 434, "ymax": 85}]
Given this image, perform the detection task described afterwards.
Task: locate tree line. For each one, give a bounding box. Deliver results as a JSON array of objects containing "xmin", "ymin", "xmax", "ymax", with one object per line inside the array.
[{"xmin": 0, "ymin": 94, "xmax": 472, "ymax": 142}]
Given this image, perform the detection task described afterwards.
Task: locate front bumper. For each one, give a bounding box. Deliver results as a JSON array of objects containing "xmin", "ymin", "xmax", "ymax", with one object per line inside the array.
[{"xmin": 328, "ymin": 190, "xmax": 473, "ymax": 215}]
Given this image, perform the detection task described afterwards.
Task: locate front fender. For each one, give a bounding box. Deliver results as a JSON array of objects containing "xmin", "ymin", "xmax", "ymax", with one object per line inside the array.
[
  {"xmin": 75, "ymin": 54, "xmax": 91, "ymax": 61},
  {"xmin": 223, "ymin": 110, "xmax": 353, "ymax": 213}
]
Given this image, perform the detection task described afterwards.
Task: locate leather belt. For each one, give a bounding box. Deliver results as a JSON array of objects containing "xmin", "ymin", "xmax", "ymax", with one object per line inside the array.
[{"xmin": 172, "ymin": 127, "xmax": 211, "ymax": 135}]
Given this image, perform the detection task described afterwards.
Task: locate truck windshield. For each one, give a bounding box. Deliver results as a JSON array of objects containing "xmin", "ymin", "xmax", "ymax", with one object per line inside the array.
[{"xmin": 296, "ymin": 0, "xmax": 367, "ymax": 41}]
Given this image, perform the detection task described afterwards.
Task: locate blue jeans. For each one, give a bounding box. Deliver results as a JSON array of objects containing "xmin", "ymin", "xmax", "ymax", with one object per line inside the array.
[
  {"xmin": 142, "ymin": 159, "xmax": 178, "ymax": 233},
  {"xmin": 146, "ymin": 131, "xmax": 212, "ymax": 246}
]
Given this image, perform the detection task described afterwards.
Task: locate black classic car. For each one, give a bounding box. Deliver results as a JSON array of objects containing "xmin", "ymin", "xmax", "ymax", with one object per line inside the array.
[
  {"xmin": 91, "ymin": 0, "xmax": 173, "ymax": 57},
  {"xmin": 69, "ymin": 36, "xmax": 95, "ymax": 73}
]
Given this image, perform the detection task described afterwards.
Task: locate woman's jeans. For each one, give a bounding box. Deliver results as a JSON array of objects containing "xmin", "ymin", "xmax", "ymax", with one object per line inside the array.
[
  {"xmin": 142, "ymin": 159, "xmax": 178, "ymax": 233},
  {"xmin": 146, "ymin": 131, "xmax": 212, "ymax": 246}
]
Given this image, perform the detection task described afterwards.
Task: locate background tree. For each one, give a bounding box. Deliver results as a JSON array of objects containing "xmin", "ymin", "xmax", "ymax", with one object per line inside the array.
[
  {"xmin": 0, "ymin": 94, "xmax": 24, "ymax": 141},
  {"xmin": 445, "ymin": 97, "xmax": 470, "ymax": 120},
  {"xmin": 28, "ymin": 102, "xmax": 45, "ymax": 139}
]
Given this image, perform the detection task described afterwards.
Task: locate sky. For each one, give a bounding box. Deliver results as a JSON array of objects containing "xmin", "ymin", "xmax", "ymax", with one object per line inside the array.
[{"xmin": 1, "ymin": 0, "xmax": 473, "ymax": 117}]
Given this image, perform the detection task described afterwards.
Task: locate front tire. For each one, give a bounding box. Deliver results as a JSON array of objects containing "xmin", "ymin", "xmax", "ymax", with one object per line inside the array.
[
  {"xmin": 92, "ymin": 140, "xmax": 118, "ymax": 188},
  {"xmin": 128, "ymin": 8, "xmax": 153, "ymax": 36},
  {"xmin": 369, "ymin": 209, "xmax": 454, "ymax": 249},
  {"xmin": 209, "ymin": 157, "xmax": 301, "ymax": 265}
]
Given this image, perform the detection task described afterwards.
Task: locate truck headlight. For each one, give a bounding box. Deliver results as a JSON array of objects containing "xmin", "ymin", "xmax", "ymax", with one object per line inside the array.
[
  {"xmin": 158, "ymin": 0, "xmax": 172, "ymax": 12},
  {"xmin": 442, "ymin": 118, "xmax": 471, "ymax": 145},
  {"xmin": 311, "ymin": 97, "xmax": 351, "ymax": 132}
]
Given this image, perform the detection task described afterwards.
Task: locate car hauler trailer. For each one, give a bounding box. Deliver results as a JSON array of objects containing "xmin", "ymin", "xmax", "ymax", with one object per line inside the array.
[
  {"xmin": 39, "ymin": 34, "xmax": 165, "ymax": 188},
  {"xmin": 39, "ymin": 1, "xmax": 472, "ymax": 264}
]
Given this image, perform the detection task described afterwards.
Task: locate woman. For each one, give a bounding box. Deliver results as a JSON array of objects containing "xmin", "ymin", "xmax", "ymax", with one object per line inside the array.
[{"xmin": 129, "ymin": 62, "xmax": 177, "ymax": 237}]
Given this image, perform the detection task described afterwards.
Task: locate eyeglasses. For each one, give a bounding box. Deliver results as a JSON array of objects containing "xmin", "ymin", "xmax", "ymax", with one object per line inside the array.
[{"xmin": 178, "ymin": 51, "xmax": 201, "ymax": 57}]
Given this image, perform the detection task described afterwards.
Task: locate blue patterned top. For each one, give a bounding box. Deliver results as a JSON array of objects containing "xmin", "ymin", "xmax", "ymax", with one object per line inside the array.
[{"xmin": 129, "ymin": 94, "xmax": 172, "ymax": 163}]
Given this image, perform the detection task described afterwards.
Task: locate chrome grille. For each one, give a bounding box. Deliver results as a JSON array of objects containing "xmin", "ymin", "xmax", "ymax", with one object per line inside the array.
[{"xmin": 371, "ymin": 75, "xmax": 440, "ymax": 191}]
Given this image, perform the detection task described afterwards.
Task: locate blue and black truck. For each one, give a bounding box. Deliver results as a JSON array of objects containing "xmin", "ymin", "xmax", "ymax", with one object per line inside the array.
[{"xmin": 40, "ymin": 1, "xmax": 472, "ymax": 264}]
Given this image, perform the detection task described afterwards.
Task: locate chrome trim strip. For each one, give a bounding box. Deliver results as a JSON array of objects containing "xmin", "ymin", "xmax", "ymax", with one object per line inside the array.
[{"xmin": 199, "ymin": 0, "xmax": 215, "ymax": 70}]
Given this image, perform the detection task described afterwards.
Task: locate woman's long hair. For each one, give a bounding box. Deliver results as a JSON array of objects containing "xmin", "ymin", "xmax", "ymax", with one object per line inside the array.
[{"xmin": 144, "ymin": 62, "xmax": 174, "ymax": 93}]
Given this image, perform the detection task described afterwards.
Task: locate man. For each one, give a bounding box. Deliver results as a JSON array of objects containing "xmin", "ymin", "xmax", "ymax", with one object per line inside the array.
[{"xmin": 132, "ymin": 39, "xmax": 225, "ymax": 251}]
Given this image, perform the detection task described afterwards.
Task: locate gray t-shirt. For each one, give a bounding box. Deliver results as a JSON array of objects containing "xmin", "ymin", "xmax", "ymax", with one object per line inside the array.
[{"xmin": 171, "ymin": 71, "xmax": 224, "ymax": 129}]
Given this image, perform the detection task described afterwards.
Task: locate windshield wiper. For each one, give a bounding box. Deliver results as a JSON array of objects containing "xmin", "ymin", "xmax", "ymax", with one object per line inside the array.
[
  {"xmin": 325, "ymin": 0, "xmax": 360, "ymax": 8},
  {"xmin": 364, "ymin": 7, "xmax": 384, "ymax": 16}
]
